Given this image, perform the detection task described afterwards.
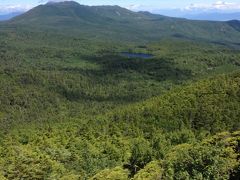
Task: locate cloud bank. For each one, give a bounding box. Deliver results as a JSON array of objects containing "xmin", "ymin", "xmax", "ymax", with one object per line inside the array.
[
  {"xmin": 126, "ymin": 1, "xmax": 240, "ymax": 13},
  {"xmin": 38, "ymin": 0, "xmax": 72, "ymax": 3},
  {"xmin": 185, "ymin": 1, "xmax": 240, "ymax": 11},
  {"xmin": 0, "ymin": 0, "xmax": 71, "ymax": 14},
  {"xmin": 0, "ymin": 4, "xmax": 33, "ymax": 14}
]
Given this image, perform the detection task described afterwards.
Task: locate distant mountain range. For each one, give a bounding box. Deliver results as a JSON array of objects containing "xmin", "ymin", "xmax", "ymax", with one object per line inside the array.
[
  {"xmin": 0, "ymin": 12, "xmax": 23, "ymax": 21},
  {"xmin": 1, "ymin": 1, "xmax": 240, "ymax": 44},
  {"xmin": 146, "ymin": 9, "xmax": 240, "ymax": 21},
  {"xmin": 1, "ymin": 3, "xmax": 240, "ymax": 22},
  {"xmin": 183, "ymin": 12, "xmax": 240, "ymax": 21}
]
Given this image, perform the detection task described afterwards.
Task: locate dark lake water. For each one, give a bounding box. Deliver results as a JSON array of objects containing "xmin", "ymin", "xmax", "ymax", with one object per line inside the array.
[{"xmin": 120, "ymin": 52, "xmax": 153, "ymax": 59}]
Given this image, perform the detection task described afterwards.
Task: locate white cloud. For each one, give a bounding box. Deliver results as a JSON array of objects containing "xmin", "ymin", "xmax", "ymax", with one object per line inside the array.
[
  {"xmin": 0, "ymin": 4, "xmax": 33, "ymax": 14},
  {"xmin": 125, "ymin": 4, "xmax": 156, "ymax": 12},
  {"xmin": 125, "ymin": 4, "xmax": 141, "ymax": 11},
  {"xmin": 126, "ymin": 1, "xmax": 240, "ymax": 13},
  {"xmin": 38, "ymin": 0, "xmax": 72, "ymax": 3},
  {"xmin": 0, "ymin": 0, "xmax": 73, "ymax": 14},
  {"xmin": 185, "ymin": 1, "xmax": 240, "ymax": 11}
]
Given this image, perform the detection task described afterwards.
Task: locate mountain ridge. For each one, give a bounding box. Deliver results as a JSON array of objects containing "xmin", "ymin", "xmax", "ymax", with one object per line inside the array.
[
  {"xmin": 183, "ymin": 12, "xmax": 240, "ymax": 21},
  {"xmin": 3, "ymin": 1, "xmax": 240, "ymax": 44}
]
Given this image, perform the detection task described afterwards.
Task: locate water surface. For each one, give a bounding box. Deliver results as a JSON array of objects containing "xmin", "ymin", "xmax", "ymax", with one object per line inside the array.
[{"xmin": 121, "ymin": 52, "xmax": 153, "ymax": 59}]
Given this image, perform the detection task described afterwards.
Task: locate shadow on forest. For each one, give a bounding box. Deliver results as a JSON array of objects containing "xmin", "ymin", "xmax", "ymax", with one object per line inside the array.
[
  {"xmin": 60, "ymin": 54, "xmax": 192, "ymax": 82},
  {"xmin": 38, "ymin": 54, "xmax": 193, "ymax": 102}
]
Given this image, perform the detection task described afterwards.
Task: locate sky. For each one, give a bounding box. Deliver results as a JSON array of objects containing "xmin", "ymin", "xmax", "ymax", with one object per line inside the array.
[{"xmin": 1, "ymin": 0, "xmax": 240, "ymax": 14}]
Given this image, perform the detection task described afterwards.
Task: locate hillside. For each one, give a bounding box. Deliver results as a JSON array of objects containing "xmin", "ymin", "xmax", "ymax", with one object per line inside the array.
[
  {"xmin": 0, "ymin": 32, "xmax": 239, "ymax": 131},
  {"xmin": 1, "ymin": 72, "xmax": 239, "ymax": 179},
  {"xmin": 106, "ymin": 72, "xmax": 240, "ymax": 134},
  {"xmin": 4, "ymin": 1, "xmax": 240, "ymax": 43}
]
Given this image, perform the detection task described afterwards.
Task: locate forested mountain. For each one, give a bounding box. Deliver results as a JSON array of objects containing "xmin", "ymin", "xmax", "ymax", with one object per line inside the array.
[
  {"xmin": 5, "ymin": 1, "xmax": 240, "ymax": 43},
  {"xmin": 0, "ymin": 1, "xmax": 239, "ymax": 179}
]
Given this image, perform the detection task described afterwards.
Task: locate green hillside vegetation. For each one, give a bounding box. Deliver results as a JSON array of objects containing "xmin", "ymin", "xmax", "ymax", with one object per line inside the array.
[
  {"xmin": 0, "ymin": 28, "xmax": 239, "ymax": 131},
  {"xmin": 0, "ymin": 73, "xmax": 240, "ymax": 179},
  {"xmin": 0, "ymin": 1, "xmax": 239, "ymax": 179},
  {"xmin": 4, "ymin": 1, "xmax": 240, "ymax": 43}
]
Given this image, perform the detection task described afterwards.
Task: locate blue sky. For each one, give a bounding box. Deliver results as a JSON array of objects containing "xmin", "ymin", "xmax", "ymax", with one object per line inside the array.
[{"xmin": 1, "ymin": 0, "xmax": 240, "ymax": 14}]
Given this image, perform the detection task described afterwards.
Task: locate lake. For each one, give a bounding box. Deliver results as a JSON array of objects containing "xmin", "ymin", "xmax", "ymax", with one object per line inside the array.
[{"xmin": 120, "ymin": 52, "xmax": 153, "ymax": 59}]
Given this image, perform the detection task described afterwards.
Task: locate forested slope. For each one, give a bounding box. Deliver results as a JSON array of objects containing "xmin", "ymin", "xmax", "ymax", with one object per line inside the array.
[
  {"xmin": 5, "ymin": 1, "xmax": 240, "ymax": 43},
  {"xmin": 107, "ymin": 73, "xmax": 240, "ymax": 134},
  {"xmin": 0, "ymin": 72, "xmax": 239, "ymax": 179},
  {"xmin": 93, "ymin": 131, "xmax": 240, "ymax": 180}
]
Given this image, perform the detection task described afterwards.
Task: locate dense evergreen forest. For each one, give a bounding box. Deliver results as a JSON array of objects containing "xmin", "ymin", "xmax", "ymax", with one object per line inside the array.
[{"xmin": 0, "ymin": 1, "xmax": 240, "ymax": 179}]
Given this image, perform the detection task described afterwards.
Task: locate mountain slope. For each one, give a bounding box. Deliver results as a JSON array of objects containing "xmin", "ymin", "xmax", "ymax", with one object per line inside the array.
[
  {"xmin": 5, "ymin": 1, "xmax": 240, "ymax": 43},
  {"xmin": 106, "ymin": 72, "xmax": 240, "ymax": 133},
  {"xmin": 228, "ymin": 20, "xmax": 240, "ymax": 32},
  {"xmin": 10, "ymin": 1, "xmax": 149, "ymax": 27},
  {"xmin": 1, "ymin": 72, "xmax": 239, "ymax": 179}
]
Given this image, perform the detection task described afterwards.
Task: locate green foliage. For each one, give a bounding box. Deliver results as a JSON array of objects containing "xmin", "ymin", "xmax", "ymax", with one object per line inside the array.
[
  {"xmin": 133, "ymin": 161, "xmax": 163, "ymax": 180},
  {"xmin": 0, "ymin": 138, "xmax": 72, "ymax": 179},
  {"xmin": 107, "ymin": 73, "xmax": 240, "ymax": 134},
  {"xmin": 90, "ymin": 167, "xmax": 129, "ymax": 180},
  {"xmin": 162, "ymin": 131, "xmax": 240, "ymax": 180},
  {"xmin": 127, "ymin": 138, "xmax": 153, "ymax": 176},
  {"xmin": 0, "ymin": 72, "xmax": 239, "ymax": 178}
]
